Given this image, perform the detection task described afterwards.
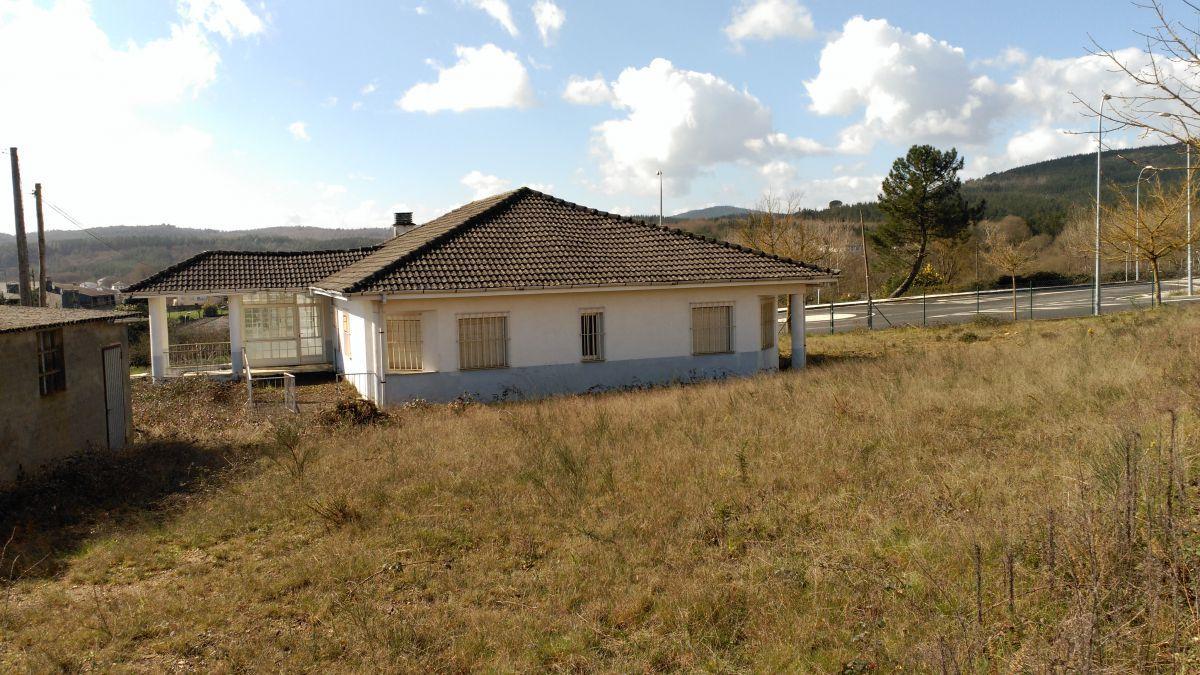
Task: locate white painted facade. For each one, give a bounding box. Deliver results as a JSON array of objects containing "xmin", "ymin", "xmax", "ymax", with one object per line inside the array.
[{"xmin": 329, "ymin": 281, "xmax": 815, "ymax": 404}]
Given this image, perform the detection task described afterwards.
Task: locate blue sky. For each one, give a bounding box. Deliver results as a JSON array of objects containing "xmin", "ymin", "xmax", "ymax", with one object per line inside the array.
[{"xmin": 0, "ymin": 0, "xmax": 1165, "ymax": 233}]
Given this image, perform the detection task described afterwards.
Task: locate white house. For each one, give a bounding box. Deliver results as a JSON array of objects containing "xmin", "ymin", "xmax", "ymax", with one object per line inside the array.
[{"xmin": 127, "ymin": 188, "xmax": 838, "ymax": 403}]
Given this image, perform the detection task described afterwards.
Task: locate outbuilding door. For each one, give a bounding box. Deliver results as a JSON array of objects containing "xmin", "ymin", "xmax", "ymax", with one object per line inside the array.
[{"xmin": 102, "ymin": 345, "xmax": 126, "ymax": 450}]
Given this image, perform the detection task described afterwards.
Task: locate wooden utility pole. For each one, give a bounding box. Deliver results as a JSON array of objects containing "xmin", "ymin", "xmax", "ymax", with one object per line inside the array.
[
  {"xmin": 860, "ymin": 211, "xmax": 873, "ymax": 330},
  {"xmin": 34, "ymin": 183, "xmax": 46, "ymax": 307},
  {"xmin": 9, "ymin": 147, "xmax": 32, "ymax": 306}
]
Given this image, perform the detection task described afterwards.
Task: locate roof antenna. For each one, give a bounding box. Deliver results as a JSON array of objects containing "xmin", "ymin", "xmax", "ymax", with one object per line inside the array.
[{"xmin": 656, "ymin": 170, "xmax": 663, "ymax": 228}]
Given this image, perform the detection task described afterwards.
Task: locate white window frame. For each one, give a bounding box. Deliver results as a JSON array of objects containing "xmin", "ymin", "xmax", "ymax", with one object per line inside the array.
[
  {"xmin": 690, "ymin": 302, "xmax": 735, "ymax": 355},
  {"xmin": 457, "ymin": 312, "xmax": 510, "ymax": 371},
  {"xmin": 579, "ymin": 308, "xmax": 605, "ymax": 362},
  {"xmin": 386, "ymin": 313, "xmax": 424, "ymax": 373},
  {"xmin": 242, "ymin": 292, "xmax": 326, "ymax": 364},
  {"xmin": 759, "ymin": 296, "xmax": 776, "ymax": 350}
]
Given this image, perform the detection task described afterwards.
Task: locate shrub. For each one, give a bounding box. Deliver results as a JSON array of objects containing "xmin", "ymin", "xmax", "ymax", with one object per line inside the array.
[{"xmin": 318, "ymin": 398, "xmax": 386, "ymax": 426}]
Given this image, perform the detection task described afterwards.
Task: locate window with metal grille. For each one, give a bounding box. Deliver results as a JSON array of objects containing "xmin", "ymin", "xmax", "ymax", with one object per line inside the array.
[
  {"xmin": 387, "ymin": 316, "xmax": 423, "ymax": 372},
  {"xmin": 691, "ymin": 303, "xmax": 734, "ymax": 355},
  {"xmin": 580, "ymin": 310, "xmax": 604, "ymax": 362},
  {"xmin": 458, "ymin": 314, "xmax": 508, "ymax": 370},
  {"xmin": 37, "ymin": 328, "xmax": 66, "ymax": 395},
  {"xmin": 760, "ymin": 296, "xmax": 776, "ymax": 350}
]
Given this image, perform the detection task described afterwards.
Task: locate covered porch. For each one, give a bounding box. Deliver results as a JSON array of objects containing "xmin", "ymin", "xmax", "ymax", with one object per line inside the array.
[{"xmin": 145, "ymin": 291, "xmax": 337, "ymax": 381}]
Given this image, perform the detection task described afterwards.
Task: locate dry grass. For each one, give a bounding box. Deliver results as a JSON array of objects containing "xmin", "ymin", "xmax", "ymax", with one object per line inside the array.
[{"xmin": 3, "ymin": 309, "xmax": 1200, "ymax": 671}]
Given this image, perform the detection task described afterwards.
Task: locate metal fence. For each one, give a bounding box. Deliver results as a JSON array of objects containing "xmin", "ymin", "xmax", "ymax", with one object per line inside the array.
[
  {"xmin": 241, "ymin": 348, "xmax": 298, "ymax": 413},
  {"xmin": 789, "ymin": 278, "xmax": 1198, "ymax": 334},
  {"xmin": 167, "ymin": 341, "xmax": 231, "ymax": 374}
]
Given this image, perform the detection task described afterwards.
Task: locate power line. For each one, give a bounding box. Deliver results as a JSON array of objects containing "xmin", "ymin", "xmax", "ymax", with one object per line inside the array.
[{"xmin": 40, "ymin": 198, "xmax": 123, "ymax": 254}]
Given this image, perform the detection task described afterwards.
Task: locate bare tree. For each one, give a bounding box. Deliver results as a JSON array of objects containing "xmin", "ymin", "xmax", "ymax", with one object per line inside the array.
[
  {"xmin": 734, "ymin": 190, "xmax": 846, "ymax": 267},
  {"xmin": 1088, "ymin": 1, "xmax": 1200, "ymax": 146},
  {"xmin": 1102, "ymin": 174, "xmax": 1197, "ymax": 304},
  {"xmin": 982, "ymin": 219, "xmax": 1041, "ymax": 319},
  {"xmin": 1055, "ymin": 206, "xmax": 1103, "ymax": 277}
]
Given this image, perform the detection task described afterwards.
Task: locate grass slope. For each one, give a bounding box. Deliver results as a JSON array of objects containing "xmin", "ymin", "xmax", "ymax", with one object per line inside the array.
[{"xmin": 3, "ymin": 310, "xmax": 1200, "ymax": 670}]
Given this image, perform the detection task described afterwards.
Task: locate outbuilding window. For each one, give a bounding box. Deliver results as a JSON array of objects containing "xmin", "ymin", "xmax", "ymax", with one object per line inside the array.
[
  {"xmin": 37, "ymin": 328, "xmax": 66, "ymax": 395},
  {"xmin": 386, "ymin": 316, "xmax": 423, "ymax": 372},
  {"xmin": 691, "ymin": 303, "xmax": 734, "ymax": 355},
  {"xmin": 458, "ymin": 313, "xmax": 509, "ymax": 370},
  {"xmin": 760, "ymin": 296, "xmax": 776, "ymax": 350},
  {"xmin": 580, "ymin": 310, "xmax": 604, "ymax": 362}
]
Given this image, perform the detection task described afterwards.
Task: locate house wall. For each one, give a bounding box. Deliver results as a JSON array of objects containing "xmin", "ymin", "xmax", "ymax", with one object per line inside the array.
[
  {"xmin": 337, "ymin": 283, "xmax": 805, "ymax": 404},
  {"xmin": 0, "ymin": 322, "xmax": 132, "ymax": 485}
]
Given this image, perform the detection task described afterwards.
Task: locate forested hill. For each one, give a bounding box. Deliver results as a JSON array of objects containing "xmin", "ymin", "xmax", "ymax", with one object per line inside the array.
[
  {"xmin": 0, "ymin": 225, "xmax": 391, "ymax": 285},
  {"xmin": 814, "ymin": 143, "xmax": 1188, "ymax": 234}
]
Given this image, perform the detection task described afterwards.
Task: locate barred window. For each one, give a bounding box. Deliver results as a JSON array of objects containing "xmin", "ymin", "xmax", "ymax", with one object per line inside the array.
[
  {"xmin": 387, "ymin": 316, "xmax": 423, "ymax": 372},
  {"xmin": 691, "ymin": 303, "xmax": 734, "ymax": 355},
  {"xmin": 37, "ymin": 329, "xmax": 66, "ymax": 395},
  {"xmin": 760, "ymin": 296, "xmax": 776, "ymax": 350},
  {"xmin": 458, "ymin": 314, "xmax": 508, "ymax": 370},
  {"xmin": 580, "ymin": 310, "xmax": 604, "ymax": 362}
]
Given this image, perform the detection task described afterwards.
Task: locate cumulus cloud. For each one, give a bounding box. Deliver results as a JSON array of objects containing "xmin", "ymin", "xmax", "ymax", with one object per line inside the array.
[
  {"xmin": 759, "ymin": 160, "xmax": 797, "ymax": 190},
  {"xmin": 461, "ymin": 170, "xmax": 511, "ymax": 199},
  {"xmin": 0, "ymin": 0, "xmax": 307, "ymax": 233},
  {"xmin": 360, "ymin": 81, "xmax": 378, "ymax": 95},
  {"xmin": 466, "ymin": 0, "xmax": 518, "ymax": 36},
  {"xmin": 805, "ymin": 17, "xmax": 1005, "ymax": 153},
  {"xmin": 589, "ymin": 58, "xmax": 773, "ymax": 195},
  {"xmin": 531, "ymin": 0, "xmax": 564, "ymax": 46},
  {"xmin": 287, "ymin": 121, "xmax": 310, "ymax": 141},
  {"xmin": 178, "ymin": 0, "xmax": 265, "ymax": 41},
  {"xmin": 745, "ymin": 132, "xmax": 827, "ymax": 156},
  {"xmin": 562, "ymin": 75, "xmax": 613, "ymax": 105},
  {"xmin": 725, "ymin": 0, "xmax": 815, "ymax": 44},
  {"xmin": 398, "ymin": 44, "xmax": 534, "ymax": 113}
]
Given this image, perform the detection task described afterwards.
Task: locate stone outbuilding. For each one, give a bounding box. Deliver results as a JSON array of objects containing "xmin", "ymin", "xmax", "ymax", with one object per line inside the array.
[{"xmin": 0, "ymin": 306, "xmax": 135, "ymax": 484}]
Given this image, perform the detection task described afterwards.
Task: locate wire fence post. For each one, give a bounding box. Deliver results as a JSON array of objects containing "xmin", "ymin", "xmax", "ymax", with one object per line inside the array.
[
  {"xmin": 976, "ymin": 287, "xmax": 980, "ymax": 316},
  {"xmin": 829, "ymin": 301, "xmax": 835, "ymax": 335},
  {"xmin": 1029, "ymin": 281, "xmax": 1034, "ymax": 321},
  {"xmin": 922, "ymin": 292, "xmax": 927, "ymax": 327}
]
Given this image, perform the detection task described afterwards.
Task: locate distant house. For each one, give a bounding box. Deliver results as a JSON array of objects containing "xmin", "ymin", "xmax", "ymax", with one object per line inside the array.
[
  {"xmin": 0, "ymin": 306, "xmax": 135, "ymax": 484},
  {"xmin": 127, "ymin": 188, "xmax": 838, "ymax": 403},
  {"xmin": 57, "ymin": 283, "xmax": 118, "ymax": 309}
]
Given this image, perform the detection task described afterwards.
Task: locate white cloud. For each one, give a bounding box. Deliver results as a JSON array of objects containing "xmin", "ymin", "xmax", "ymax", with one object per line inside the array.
[
  {"xmin": 562, "ymin": 75, "xmax": 613, "ymax": 105},
  {"xmin": 725, "ymin": 0, "xmax": 815, "ymax": 44},
  {"xmin": 760, "ymin": 160, "xmax": 797, "ymax": 189},
  {"xmin": 398, "ymin": 44, "xmax": 534, "ymax": 113},
  {"xmin": 797, "ymin": 175, "xmax": 884, "ymax": 207},
  {"xmin": 805, "ymin": 17, "xmax": 1005, "ymax": 153},
  {"xmin": 745, "ymin": 132, "xmax": 827, "ymax": 156},
  {"xmin": 0, "ymin": 0, "xmax": 308, "ymax": 234},
  {"xmin": 321, "ymin": 96, "xmax": 338, "ymax": 107},
  {"xmin": 178, "ymin": 0, "xmax": 265, "ymax": 41},
  {"xmin": 531, "ymin": 0, "xmax": 564, "ymax": 46},
  {"xmin": 466, "ymin": 0, "xmax": 518, "ymax": 37},
  {"xmin": 590, "ymin": 58, "xmax": 773, "ymax": 195},
  {"xmin": 415, "ymin": 4, "xmax": 429, "ymax": 15},
  {"xmin": 287, "ymin": 121, "xmax": 310, "ymax": 141},
  {"xmin": 351, "ymin": 101, "xmax": 363, "ymax": 111},
  {"xmin": 361, "ymin": 81, "xmax": 378, "ymax": 95},
  {"xmin": 461, "ymin": 170, "xmax": 511, "ymax": 199}
]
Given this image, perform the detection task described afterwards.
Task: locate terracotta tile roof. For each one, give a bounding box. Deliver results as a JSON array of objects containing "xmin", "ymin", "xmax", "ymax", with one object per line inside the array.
[
  {"xmin": 0, "ymin": 306, "xmax": 138, "ymax": 334},
  {"xmin": 316, "ymin": 188, "xmax": 838, "ymax": 294},
  {"xmin": 126, "ymin": 247, "xmax": 381, "ymax": 295}
]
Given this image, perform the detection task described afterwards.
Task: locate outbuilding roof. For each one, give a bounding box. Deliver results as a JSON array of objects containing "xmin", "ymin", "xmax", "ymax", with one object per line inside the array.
[
  {"xmin": 0, "ymin": 306, "xmax": 138, "ymax": 334},
  {"xmin": 126, "ymin": 247, "xmax": 380, "ymax": 295},
  {"xmin": 315, "ymin": 188, "xmax": 838, "ymax": 295}
]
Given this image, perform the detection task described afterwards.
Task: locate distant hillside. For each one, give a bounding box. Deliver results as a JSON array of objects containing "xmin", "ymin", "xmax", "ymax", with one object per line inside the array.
[
  {"xmin": 672, "ymin": 205, "xmax": 758, "ymax": 220},
  {"xmin": 0, "ymin": 225, "xmax": 391, "ymax": 285},
  {"xmin": 809, "ymin": 143, "xmax": 1188, "ymax": 235}
]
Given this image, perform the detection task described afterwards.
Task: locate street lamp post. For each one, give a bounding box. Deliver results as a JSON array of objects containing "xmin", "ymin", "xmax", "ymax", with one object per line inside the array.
[
  {"xmin": 1158, "ymin": 112, "xmax": 1194, "ymax": 296},
  {"xmin": 1094, "ymin": 94, "xmax": 1112, "ymax": 316},
  {"xmin": 1136, "ymin": 164, "xmax": 1157, "ymax": 283}
]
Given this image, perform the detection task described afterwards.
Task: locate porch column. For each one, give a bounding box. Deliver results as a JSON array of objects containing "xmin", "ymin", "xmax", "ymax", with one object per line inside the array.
[
  {"xmin": 228, "ymin": 294, "xmax": 245, "ymax": 378},
  {"xmin": 148, "ymin": 295, "xmax": 168, "ymax": 382},
  {"xmin": 789, "ymin": 291, "xmax": 806, "ymax": 370}
]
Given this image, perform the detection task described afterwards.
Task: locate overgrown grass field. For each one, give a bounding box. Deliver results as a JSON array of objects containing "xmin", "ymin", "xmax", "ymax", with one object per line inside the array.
[{"xmin": 3, "ymin": 309, "xmax": 1200, "ymax": 671}]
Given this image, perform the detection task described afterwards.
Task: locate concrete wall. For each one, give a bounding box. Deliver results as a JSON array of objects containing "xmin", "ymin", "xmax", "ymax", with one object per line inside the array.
[
  {"xmin": 337, "ymin": 284, "xmax": 803, "ymax": 403},
  {"xmin": 0, "ymin": 322, "xmax": 131, "ymax": 485}
]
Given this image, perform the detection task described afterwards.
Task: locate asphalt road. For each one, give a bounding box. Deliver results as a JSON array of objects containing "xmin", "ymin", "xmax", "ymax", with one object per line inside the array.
[{"xmin": 795, "ymin": 278, "xmax": 1200, "ymax": 333}]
